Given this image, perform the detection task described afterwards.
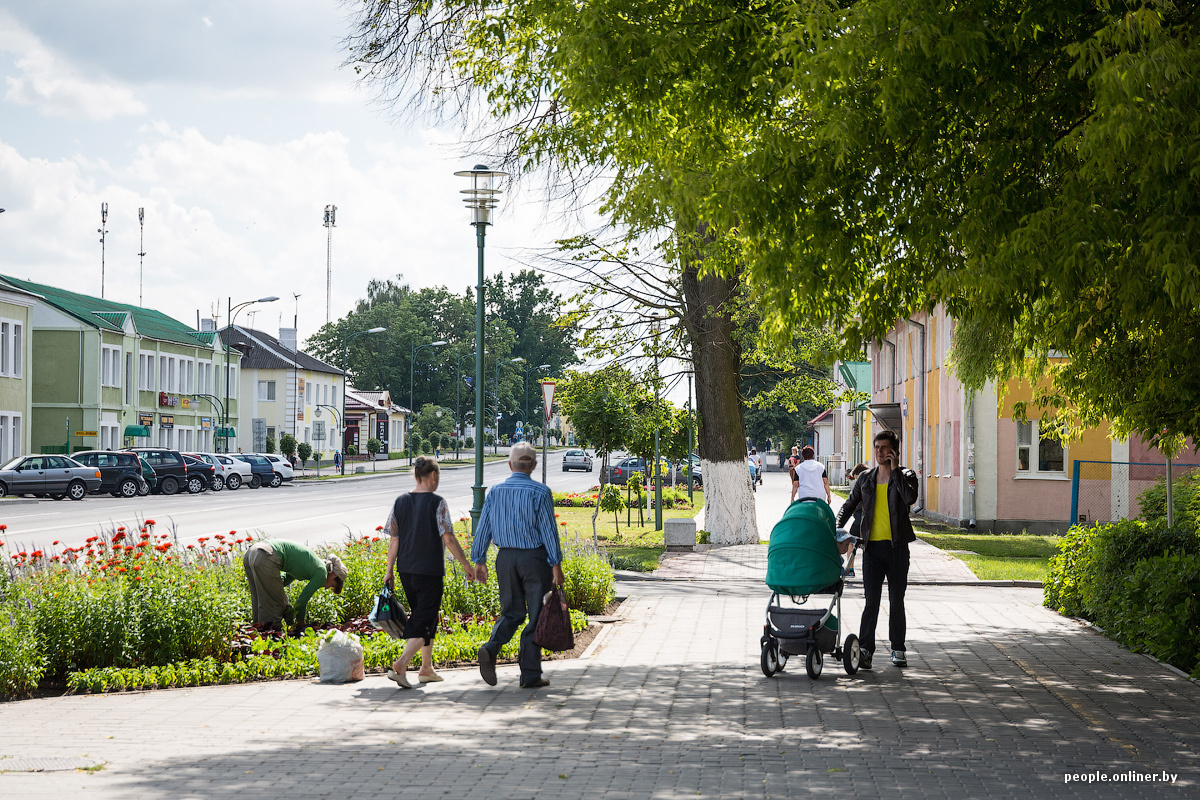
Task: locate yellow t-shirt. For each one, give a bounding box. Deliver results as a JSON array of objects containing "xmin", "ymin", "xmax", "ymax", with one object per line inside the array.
[{"xmin": 869, "ymin": 483, "xmax": 892, "ymax": 541}]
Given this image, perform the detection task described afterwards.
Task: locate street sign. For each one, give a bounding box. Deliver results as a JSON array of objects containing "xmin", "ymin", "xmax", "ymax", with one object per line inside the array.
[
  {"xmin": 314, "ymin": 420, "xmax": 326, "ymax": 439},
  {"xmin": 515, "ymin": 421, "xmax": 524, "ymax": 437},
  {"xmin": 74, "ymin": 430, "xmax": 98, "ymax": 437},
  {"xmin": 540, "ymin": 379, "xmax": 556, "ymax": 422}
]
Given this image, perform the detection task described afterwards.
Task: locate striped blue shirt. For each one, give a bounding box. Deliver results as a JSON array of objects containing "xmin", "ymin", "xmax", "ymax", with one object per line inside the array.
[{"xmin": 470, "ymin": 471, "xmax": 563, "ymax": 565}]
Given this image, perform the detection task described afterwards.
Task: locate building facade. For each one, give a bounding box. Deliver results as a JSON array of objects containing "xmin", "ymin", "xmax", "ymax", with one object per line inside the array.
[
  {"xmin": 0, "ymin": 276, "xmax": 240, "ymax": 455},
  {"xmin": 0, "ymin": 285, "xmax": 39, "ymax": 462}
]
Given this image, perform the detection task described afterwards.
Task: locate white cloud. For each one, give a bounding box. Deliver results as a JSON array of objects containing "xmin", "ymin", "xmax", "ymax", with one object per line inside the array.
[
  {"xmin": 0, "ymin": 10, "xmax": 147, "ymax": 120},
  {"xmin": 202, "ymin": 17, "xmax": 213, "ymax": 28}
]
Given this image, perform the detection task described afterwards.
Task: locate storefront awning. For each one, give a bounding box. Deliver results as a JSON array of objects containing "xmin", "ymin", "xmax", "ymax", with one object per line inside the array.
[{"xmin": 124, "ymin": 425, "xmax": 151, "ymax": 438}]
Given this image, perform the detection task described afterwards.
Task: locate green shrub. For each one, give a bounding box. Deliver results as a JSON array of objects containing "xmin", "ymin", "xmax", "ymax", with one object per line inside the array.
[
  {"xmin": 1138, "ymin": 469, "xmax": 1200, "ymax": 531},
  {"xmin": 297, "ymin": 442, "xmax": 313, "ymax": 465},
  {"xmin": 0, "ymin": 610, "xmax": 47, "ymax": 696},
  {"xmin": 422, "ymin": 440, "xmax": 433, "ymax": 454},
  {"xmin": 562, "ymin": 546, "xmax": 615, "ymax": 614},
  {"xmin": 1100, "ymin": 552, "xmax": 1200, "ymax": 675},
  {"xmin": 465, "ymin": 436, "xmax": 474, "ymax": 449}
]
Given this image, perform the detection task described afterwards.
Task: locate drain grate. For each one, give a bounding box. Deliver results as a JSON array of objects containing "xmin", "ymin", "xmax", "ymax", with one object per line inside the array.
[{"xmin": 0, "ymin": 757, "xmax": 101, "ymax": 772}]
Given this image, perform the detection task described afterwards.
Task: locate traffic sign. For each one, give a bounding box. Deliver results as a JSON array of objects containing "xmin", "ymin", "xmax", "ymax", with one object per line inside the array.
[{"xmin": 540, "ymin": 379, "xmax": 556, "ymax": 422}]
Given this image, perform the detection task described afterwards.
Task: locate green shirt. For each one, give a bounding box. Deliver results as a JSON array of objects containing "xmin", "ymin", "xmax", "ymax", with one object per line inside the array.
[{"xmin": 271, "ymin": 540, "xmax": 328, "ymax": 622}]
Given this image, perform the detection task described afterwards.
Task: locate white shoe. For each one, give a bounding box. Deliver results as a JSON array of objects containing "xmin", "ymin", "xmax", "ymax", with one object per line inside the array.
[{"xmin": 386, "ymin": 668, "xmax": 412, "ymax": 688}]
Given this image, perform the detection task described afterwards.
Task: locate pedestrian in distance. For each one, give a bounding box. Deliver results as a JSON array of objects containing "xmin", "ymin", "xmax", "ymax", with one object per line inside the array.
[
  {"xmin": 471, "ymin": 441, "xmax": 566, "ymax": 689},
  {"xmin": 787, "ymin": 445, "xmax": 802, "ymax": 502},
  {"xmin": 242, "ymin": 539, "xmax": 348, "ymax": 635},
  {"xmin": 836, "ymin": 431, "xmax": 919, "ymax": 670},
  {"xmin": 383, "ymin": 456, "xmax": 476, "ymax": 688},
  {"xmin": 333, "ymin": 450, "xmax": 342, "ymax": 470},
  {"xmin": 752, "ymin": 448, "xmax": 764, "ymax": 486},
  {"xmin": 842, "ymin": 462, "xmax": 869, "ymax": 578},
  {"xmin": 793, "ymin": 445, "xmax": 831, "ymax": 504}
]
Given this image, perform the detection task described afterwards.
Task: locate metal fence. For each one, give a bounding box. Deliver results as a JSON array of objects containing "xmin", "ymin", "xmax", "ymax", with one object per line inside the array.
[
  {"xmin": 1070, "ymin": 460, "xmax": 1200, "ymax": 525},
  {"xmin": 820, "ymin": 456, "xmax": 849, "ymax": 486}
]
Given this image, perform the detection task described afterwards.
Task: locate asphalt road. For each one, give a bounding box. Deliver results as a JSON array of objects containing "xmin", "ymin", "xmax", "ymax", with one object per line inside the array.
[{"xmin": 0, "ymin": 450, "xmax": 601, "ymax": 553}]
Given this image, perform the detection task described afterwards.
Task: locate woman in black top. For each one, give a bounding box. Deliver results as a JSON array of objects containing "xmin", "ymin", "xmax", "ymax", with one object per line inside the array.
[{"xmin": 384, "ymin": 456, "xmax": 474, "ymax": 688}]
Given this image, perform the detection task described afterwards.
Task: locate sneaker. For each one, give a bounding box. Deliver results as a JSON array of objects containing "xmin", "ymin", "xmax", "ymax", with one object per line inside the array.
[
  {"xmin": 846, "ymin": 568, "xmax": 855, "ymax": 578},
  {"xmin": 478, "ymin": 644, "xmax": 497, "ymax": 686},
  {"xmin": 891, "ymin": 650, "xmax": 908, "ymax": 667},
  {"xmin": 859, "ymin": 650, "xmax": 873, "ymax": 671}
]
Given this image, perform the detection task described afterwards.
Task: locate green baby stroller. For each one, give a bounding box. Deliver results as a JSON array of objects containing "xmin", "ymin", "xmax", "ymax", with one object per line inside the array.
[{"xmin": 760, "ymin": 498, "xmax": 861, "ymax": 679}]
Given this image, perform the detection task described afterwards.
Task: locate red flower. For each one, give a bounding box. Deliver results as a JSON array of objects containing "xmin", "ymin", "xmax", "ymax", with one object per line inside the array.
[
  {"xmin": 197, "ymin": 537, "xmax": 208, "ymax": 543},
  {"xmin": 132, "ymin": 565, "xmax": 142, "ymax": 571},
  {"xmin": 186, "ymin": 544, "xmax": 195, "ymax": 549},
  {"xmin": 137, "ymin": 541, "xmax": 150, "ymax": 548},
  {"xmin": 375, "ymin": 525, "xmax": 384, "ymax": 532},
  {"xmin": 560, "ymin": 522, "xmax": 567, "ymax": 527},
  {"xmin": 244, "ymin": 534, "xmax": 253, "ymax": 541},
  {"xmin": 117, "ymin": 526, "xmax": 126, "ymax": 532},
  {"xmin": 52, "ymin": 540, "xmax": 60, "ymax": 545},
  {"xmin": 140, "ymin": 532, "xmax": 151, "ymax": 540},
  {"xmin": 145, "ymin": 519, "xmax": 156, "ymax": 526},
  {"xmin": 0, "ymin": 540, "xmax": 5, "ymax": 547},
  {"xmin": 134, "ymin": 576, "xmax": 143, "ymax": 581},
  {"xmin": 228, "ymin": 530, "xmax": 236, "ymax": 535},
  {"xmin": 0, "ymin": 524, "xmax": 7, "ymax": 531},
  {"xmin": 117, "ymin": 566, "xmax": 127, "ymax": 573},
  {"xmin": 86, "ymin": 536, "xmax": 98, "ymax": 543},
  {"xmin": 31, "ymin": 550, "xmax": 42, "ymax": 558}
]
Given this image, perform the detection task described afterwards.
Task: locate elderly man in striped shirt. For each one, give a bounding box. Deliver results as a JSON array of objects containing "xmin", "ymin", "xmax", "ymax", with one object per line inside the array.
[{"xmin": 472, "ymin": 441, "xmax": 566, "ymax": 689}]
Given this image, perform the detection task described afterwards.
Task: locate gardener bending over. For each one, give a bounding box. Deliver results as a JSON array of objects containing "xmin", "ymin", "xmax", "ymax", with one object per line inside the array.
[{"xmin": 243, "ymin": 539, "xmax": 348, "ymax": 634}]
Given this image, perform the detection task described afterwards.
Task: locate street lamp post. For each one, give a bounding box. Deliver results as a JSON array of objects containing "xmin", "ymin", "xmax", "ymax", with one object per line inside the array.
[
  {"xmin": 687, "ymin": 371, "xmax": 694, "ymax": 503},
  {"xmin": 456, "ymin": 164, "xmax": 508, "ymax": 533},
  {"xmin": 523, "ymin": 362, "xmax": 551, "ymax": 436},
  {"xmin": 409, "ymin": 340, "xmax": 448, "ymax": 464},
  {"xmin": 494, "ymin": 357, "xmax": 524, "ymax": 454},
  {"xmin": 651, "ymin": 314, "xmax": 664, "ymax": 532},
  {"xmin": 223, "ymin": 296, "xmax": 279, "ymax": 453},
  {"xmin": 455, "ymin": 350, "xmax": 480, "ymax": 461},
  {"xmin": 342, "ymin": 326, "xmax": 387, "ymax": 474}
]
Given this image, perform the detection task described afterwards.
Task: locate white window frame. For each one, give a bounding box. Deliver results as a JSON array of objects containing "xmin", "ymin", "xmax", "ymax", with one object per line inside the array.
[
  {"xmin": 1016, "ymin": 419, "xmax": 1068, "ymax": 478},
  {"xmin": 258, "ymin": 380, "xmax": 276, "ymax": 401},
  {"xmin": 0, "ymin": 319, "xmax": 23, "ymax": 378},
  {"xmin": 101, "ymin": 345, "xmax": 122, "ymax": 388},
  {"xmin": 139, "ymin": 352, "xmax": 156, "ymax": 391},
  {"xmin": 0, "ymin": 412, "xmax": 19, "ymax": 463},
  {"xmin": 944, "ymin": 421, "xmax": 952, "ymax": 478}
]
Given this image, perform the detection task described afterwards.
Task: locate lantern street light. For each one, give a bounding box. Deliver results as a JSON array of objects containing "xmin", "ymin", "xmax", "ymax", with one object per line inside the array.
[
  {"xmin": 342, "ymin": 326, "xmax": 387, "ymax": 474},
  {"xmin": 223, "ymin": 296, "xmax": 279, "ymax": 452},
  {"xmin": 455, "ymin": 164, "xmax": 508, "ymax": 532},
  {"xmin": 409, "ymin": 339, "xmax": 448, "ymax": 464}
]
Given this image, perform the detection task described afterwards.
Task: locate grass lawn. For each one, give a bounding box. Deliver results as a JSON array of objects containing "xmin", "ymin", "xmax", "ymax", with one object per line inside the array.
[
  {"xmin": 916, "ymin": 532, "xmax": 1060, "ymax": 581},
  {"xmin": 555, "ymin": 489, "xmax": 704, "ymax": 572}
]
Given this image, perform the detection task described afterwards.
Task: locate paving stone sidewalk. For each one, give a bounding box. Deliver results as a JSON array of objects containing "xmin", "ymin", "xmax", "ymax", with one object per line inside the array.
[{"xmin": 0, "ymin": 581, "xmax": 1195, "ymax": 798}]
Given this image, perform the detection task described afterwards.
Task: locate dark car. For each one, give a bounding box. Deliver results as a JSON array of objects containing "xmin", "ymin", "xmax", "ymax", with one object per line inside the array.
[
  {"xmin": 72, "ymin": 451, "xmax": 149, "ymax": 498},
  {"xmin": 181, "ymin": 455, "xmax": 216, "ymax": 493},
  {"xmin": 125, "ymin": 448, "xmax": 189, "ymax": 495},
  {"xmin": 0, "ymin": 455, "xmax": 102, "ymax": 500},
  {"xmin": 231, "ymin": 453, "xmax": 275, "ymax": 489}
]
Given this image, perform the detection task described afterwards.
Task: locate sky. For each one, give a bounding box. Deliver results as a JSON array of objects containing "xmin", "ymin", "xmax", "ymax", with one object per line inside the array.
[{"xmin": 0, "ymin": 0, "xmax": 579, "ymax": 345}]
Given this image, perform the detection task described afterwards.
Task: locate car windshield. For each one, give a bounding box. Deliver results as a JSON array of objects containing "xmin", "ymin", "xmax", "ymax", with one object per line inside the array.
[{"xmin": 1, "ymin": 457, "xmax": 24, "ymax": 471}]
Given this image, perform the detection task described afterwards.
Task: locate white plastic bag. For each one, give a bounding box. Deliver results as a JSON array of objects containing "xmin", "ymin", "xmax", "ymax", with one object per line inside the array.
[{"xmin": 317, "ymin": 630, "xmax": 365, "ymax": 683}]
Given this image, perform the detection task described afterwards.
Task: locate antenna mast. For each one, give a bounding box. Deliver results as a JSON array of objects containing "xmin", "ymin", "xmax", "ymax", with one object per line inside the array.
[
  {"xmin": 323, "ymin": 204, "xmax": 336, "ymax": 324},
  {"xmin": 98, "ymin": 202, "xmax": 109, "ymax": 299},
  {"xmin": 138, "ymin": 207, "xmax": 146, "ymax": 305}
]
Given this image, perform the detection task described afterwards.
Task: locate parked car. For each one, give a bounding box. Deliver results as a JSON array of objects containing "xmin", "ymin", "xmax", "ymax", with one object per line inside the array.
[
  {"xmin": 190, "ymin": 452, "xmax": 250, "ymax": 490},
  {"xmin": 231, "ymin": 453, "xmax": 276, "ymax": 488},
  {"xmin": 562, "ymin": 449, "xmax": 594, "ymax": 472},
  {"xmin": 71, "ymin": 450, "xmax": 149, "ymax": 498},
  {"xmin": 256, "ymin": 453, "xmax": 294, "ymax": 484},
  {"xmin": 124, "ymin": 448, "xmax": 189, "ymax": 495},
  {"xmin": 608, "ymin": 456, "xmax": 673, "ymax": 485},
  {"xmin": 0, "ymin": 454, "xmax": 102, "ymax": 500},
  {"xmin": 181, "ymin": 455, "xmax": 216, "ymax": 493},
  {"xmin": 680, "ymin": 454, "xmax": 703, "ymax": 487},
  {"xmin": 137, "ymin": 456, "xmax": 155, "ymax": 495}
]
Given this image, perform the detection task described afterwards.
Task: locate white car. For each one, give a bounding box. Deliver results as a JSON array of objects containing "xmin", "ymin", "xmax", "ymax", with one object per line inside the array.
[
  {"xmin": 256, "ymin": 453, "xmax": 294, "ymax": 483},
  {"xmin": 191, "ymin": 452, "xmax": 252, "ymax": 491},
  {"xmin": 562, "ymin": 449, "xmax": 594, "ymax": 472}
]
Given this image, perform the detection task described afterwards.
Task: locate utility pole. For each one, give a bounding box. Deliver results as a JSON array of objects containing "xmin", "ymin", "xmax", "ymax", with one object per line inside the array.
[
  {"xmin": 97, "ymin": 203, "xmax": 108, "ymax": 299},
  {"xmin": 137, "ymin": 207, "xmax": 146, "ymax": 305},
  {"xmin": 323, "ymin": 205, "xmax": 336, "ymax": 324}
]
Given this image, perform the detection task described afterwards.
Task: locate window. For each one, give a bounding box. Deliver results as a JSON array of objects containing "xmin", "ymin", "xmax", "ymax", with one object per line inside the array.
[
  {"xmin": 168, "ymin": 358, "xmax": 176, "ymax": 393},
  {"xmin": 258, "ymin": 381, "xmax": 276, "ymax": 401},
  {"xmin": 125, "ymin": 352, "xmax": 133, "ymax": 404},
  {"xmin": 139, "ymin": 352, "xmax": 156, "ymax": 391},
  {"xmin": 0, "ymin": 413, "xmax": 19, "ymax": 463},
  {"xmin": 930, "ymin": 424, "xmax": 938, "ymax": 475},
  {"xmin": 101, "ymin": 345, "xmax": 122, "ymax": 387},
  {"xmin": 160, "ymin": 356, "xmax": 167, "ymax": 391},
  {"xmin": 944, "ymin": 422, "xmax": 952, "ymax": 477},
  {"xmin": 0, "ymin": 320, "xmax": 24, "ymax": 378},
  {"xmin": 1016, "ymin": 420, "xmax": 1066, "ymax": 475}
]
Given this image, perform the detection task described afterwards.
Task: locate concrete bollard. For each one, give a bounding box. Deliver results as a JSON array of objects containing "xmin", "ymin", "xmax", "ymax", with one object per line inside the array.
[{"xmin": 664, "ymin": 518, "xmax": 697, "ymax": 551}]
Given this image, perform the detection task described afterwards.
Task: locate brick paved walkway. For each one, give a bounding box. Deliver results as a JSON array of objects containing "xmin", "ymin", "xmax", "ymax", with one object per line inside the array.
[{"xmin": 0, "ymin": 581, "xmax": 1195, "ymax": 798}]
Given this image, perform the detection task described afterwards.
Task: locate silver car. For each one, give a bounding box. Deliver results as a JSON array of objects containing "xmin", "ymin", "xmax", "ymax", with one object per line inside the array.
[
  {"xmin": 562, "ymin": 449, "xmax": 594, "ymax": 472},
  {"xmin": 0, "ymin": 454, "xmax": 103, "ymax": 500}
]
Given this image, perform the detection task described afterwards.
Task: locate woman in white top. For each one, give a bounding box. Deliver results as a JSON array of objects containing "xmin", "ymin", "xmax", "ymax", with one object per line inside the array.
[{"xmin": 793, "ymin": 445, "xmax": 831, "ymax": 504}]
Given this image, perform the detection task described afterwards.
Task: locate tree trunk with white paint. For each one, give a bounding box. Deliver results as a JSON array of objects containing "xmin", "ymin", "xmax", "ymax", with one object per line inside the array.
[{"xmin": 682, "ymin": 262, "xmax": 758, "ymax": 545}]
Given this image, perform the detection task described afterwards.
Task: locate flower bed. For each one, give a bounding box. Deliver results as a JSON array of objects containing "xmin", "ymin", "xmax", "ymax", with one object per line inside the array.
[{"xmin": 0, "ymin": 519, "xmax": 614, "ymax": 697}]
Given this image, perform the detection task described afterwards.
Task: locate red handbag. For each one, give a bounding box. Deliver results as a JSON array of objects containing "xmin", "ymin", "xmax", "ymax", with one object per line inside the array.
[{"xmin": 533, "ymin": 585, "xmax": 575, "ymax": 651}]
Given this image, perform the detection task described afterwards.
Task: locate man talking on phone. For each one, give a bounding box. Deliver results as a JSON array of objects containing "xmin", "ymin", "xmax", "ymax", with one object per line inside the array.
[{"xmin": 836, "ymin": 429, "xmax": 919, "ymax": 669}]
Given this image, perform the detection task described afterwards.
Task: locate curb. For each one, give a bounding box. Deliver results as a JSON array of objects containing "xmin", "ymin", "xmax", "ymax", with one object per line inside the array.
[
  {"xmin": 0, "ymin": 498, "xmax": 40, "ymax": 506},
  {"xmin": 618, "ymin": 573, "xmax": 1043, "ymax": 588}
]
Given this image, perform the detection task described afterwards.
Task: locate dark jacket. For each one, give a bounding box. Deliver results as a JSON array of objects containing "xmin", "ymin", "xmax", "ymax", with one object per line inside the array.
[{"xmin": 836, "ymin": 465, "xmax": 920, "ymax": 544}]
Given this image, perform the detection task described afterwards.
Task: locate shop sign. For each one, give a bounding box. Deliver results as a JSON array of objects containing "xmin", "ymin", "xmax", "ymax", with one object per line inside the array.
[{"xmin": 160, "ymin": 414, "xmax": 174, "ymax": 429}]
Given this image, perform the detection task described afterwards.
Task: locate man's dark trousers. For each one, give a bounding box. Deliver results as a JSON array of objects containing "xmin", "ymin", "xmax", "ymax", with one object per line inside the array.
[
  {"xmin": 859, "ymin": 540, "xmax": 909, "ymax": 655},
  {"xmin": 482, "ymin": 546, "xmax": 553, "ymax": 684}
]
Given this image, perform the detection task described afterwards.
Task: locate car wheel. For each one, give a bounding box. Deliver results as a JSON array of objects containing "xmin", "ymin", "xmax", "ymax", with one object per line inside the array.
[
  {"xmin": 562, "ymin": 466, "xmax": 568, "ymax": 472},
  {"xmin": 249, "ymin": 475, "xmax": 262, "ymax": 489},
  {"xmin": 212, "ymin": 475, "xmax": 224, "ymax": 491},
  {"xmin": 269, "ymin": 472, "xmax": 283, "ymax": 488},
  {"xmin": 118, "ymin": 478, "xmax": 139, "ymax": 498},
  {"xmin": 67, "ymin": 480, "xmax": 87, "ymax": 501},
  {"xmin": 186, "ymin": 475, "xmax": 204, "ymax": 494},
  {"xmin": 0, "ymin": 482, "xmax": 6, "ymax": 498},
  {"xmin": 226, "ymin": 473, "xmax": 242, "ymax": 490},
  {"xmin": 137, "ymin": 481, "xmax": 151, "ymax": 496},
  {"xmin": 160, "ymin": 476, "xmax": 179, "ymax": 495}
]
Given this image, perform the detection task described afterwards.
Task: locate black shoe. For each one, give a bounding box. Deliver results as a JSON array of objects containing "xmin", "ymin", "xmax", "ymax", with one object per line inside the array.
[
  {"xmin": 478, "ymin": 645, "xmax": 497, "ymax": 686},
  {"xmin": 520, "ymin": 678, "xmax": 550, "ymax": 689},
  {"xmin": 859, "ymin": 650, "xmax": 873, "ymax": 671}
]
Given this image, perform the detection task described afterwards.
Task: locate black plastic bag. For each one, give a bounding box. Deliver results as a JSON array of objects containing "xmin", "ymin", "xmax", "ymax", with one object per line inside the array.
[
  {"xmin": 369, "ymin": 584, "xmax": 408, "ymax": 640},
  {"xmin": 533, "ymin": 585, "xmax": 574, "ymax": 652}
]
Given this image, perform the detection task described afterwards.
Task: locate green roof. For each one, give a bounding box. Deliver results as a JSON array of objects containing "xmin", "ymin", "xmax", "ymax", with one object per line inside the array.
[{"xmin": 0, "ymin": 275, "xmax": 215, "ymax": 350}]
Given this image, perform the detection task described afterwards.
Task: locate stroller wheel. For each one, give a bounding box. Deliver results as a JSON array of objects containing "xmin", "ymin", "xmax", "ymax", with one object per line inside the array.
[
  {"xmin": 842, "ymin": 634, "xmax": 861, "ymax": 675},
  {"xmin": 806, "ymin": 645, "xmax": 824, "ymax": 679},
  {"xmin": 761, "ymin": 640, "xmax": 781, "ymax": 678}
]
